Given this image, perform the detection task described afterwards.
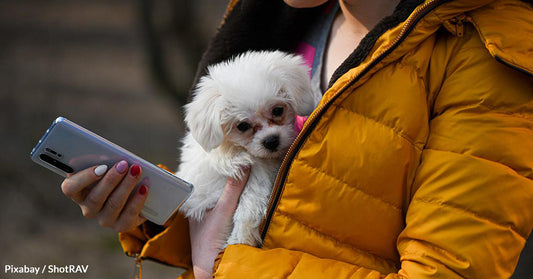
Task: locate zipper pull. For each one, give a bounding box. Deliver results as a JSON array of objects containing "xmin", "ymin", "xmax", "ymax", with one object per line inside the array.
[
  {"xmin": 450, "ymin": 14, "xmax": 466, "ymax": 37},
  {"xmin": 134, "ymin": 256, "xmax": 143, "ymax": 279}
]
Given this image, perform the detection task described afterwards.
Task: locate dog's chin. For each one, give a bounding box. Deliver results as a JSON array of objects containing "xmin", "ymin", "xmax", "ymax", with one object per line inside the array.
[{"xmin": 250, "ymin": 147, "xmax": 290, "ymax": 159}]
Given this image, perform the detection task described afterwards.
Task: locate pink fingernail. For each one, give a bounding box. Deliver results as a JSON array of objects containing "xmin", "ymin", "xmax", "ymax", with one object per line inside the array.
[{"xmin": 116, "ymin": 160, "xmax": 128, "ymax": 173}]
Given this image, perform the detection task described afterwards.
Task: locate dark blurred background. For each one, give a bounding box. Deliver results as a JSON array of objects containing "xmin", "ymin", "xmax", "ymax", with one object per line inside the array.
[
  {"xmin": 0, "ymin": 0, "xmax": 226, "ymax": 278},
  {"xmin": 0, "ymin": 0, "xmax": 531, "ymax": 278}
]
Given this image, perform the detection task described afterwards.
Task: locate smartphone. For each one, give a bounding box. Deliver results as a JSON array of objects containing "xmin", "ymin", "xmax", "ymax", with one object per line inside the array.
[{"xmin": 30, "ymin": 117, "xmax": 193, "ymax": 225}]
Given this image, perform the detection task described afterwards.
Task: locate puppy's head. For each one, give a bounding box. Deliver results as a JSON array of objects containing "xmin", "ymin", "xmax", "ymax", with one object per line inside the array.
[{"xmin": 185, "ymin": 51, "xmax": 318, "ymax": 156}]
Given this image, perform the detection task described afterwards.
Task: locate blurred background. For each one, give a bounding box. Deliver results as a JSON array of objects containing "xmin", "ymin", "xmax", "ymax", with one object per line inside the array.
[
  {"xmin": 0, "ymin": 0, "xmax": 226, "ymax": 278},
  {"xmin": 0, "ymin": 0, "xmax": 531, "ymax": 278}
]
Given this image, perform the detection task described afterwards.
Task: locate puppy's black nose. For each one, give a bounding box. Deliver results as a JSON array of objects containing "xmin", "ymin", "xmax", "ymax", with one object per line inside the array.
[{"xmin": 263, "ymin": 135, "xmax": 280, "ymax": 151}]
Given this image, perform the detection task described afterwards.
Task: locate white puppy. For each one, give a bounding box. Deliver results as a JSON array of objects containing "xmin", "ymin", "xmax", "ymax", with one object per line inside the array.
[{"xmin": 178, "ymin": 50, "xmax": 319, "ymax": 246}]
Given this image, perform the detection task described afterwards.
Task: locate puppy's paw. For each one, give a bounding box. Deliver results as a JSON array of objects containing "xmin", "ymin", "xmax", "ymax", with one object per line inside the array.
[
  {"xmin": 179, "ymin": 202, "xmax": 207, "ymax": 221},
  {"xmin": 179, "ymin": 192, "xmax": 220, "ymax": 221},
  {"xmin": 227, "ymin": 223, "xmax": 262, "ymax": 247},
  {"xmin": 226, "ymin": 233, "xmax": 260, "ymax": 247}
]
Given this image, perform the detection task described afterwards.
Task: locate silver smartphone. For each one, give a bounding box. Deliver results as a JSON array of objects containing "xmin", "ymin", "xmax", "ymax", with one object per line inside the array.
[{"xmin": 30, "ymin": 117, "xmax": 193, "ymax": 225}]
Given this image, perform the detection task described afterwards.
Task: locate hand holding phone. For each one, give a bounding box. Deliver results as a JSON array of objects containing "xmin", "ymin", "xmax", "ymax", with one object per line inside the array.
[
  {"xmin": 61, "ymin": 161, "xmax": 148, "ymax": 231},
  {"xmin": 31, "ymin": 117, "xmax": 193, "ymax": 226}
]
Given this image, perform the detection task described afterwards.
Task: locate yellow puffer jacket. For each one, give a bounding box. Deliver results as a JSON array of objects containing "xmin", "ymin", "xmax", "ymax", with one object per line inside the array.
[{"xmin": 120, "ymin": 0, "xmax": 533, "ymax": 278}]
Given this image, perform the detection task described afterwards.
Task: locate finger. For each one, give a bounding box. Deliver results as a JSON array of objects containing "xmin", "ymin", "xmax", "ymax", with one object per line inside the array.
[
  {"xmin": 97, "ymin": 164, "xmax": 142, "ymax": 227},
  {"xmin": 81, "ymin": 160, "xmax": 129, "ymax": 218},
  {"xmin": 113, "ymin": 185, "xmax": 149, "ymax": 232},
  {"xmin": 61, "ymin": 164, "xmax": 108, "ymax": 204},
  {"xmin": 214, "ymin": 166, "xmax": 251, "ymax": 215}
]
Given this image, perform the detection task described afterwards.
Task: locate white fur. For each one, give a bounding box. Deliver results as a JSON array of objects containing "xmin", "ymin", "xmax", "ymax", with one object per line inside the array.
[{"xmin": 178, "ymin": 50, "xmax": 319, "ymax": 246}]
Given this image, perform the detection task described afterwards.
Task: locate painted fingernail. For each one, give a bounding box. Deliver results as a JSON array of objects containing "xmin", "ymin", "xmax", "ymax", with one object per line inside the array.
[
  {"xmin": 116, "ymin": 160, "xmax": 128, "ymax": 173},
  {"xmin": 130, "ymin": 165, "xmax": 141, "ymax": 176},
  {"xmin": 139, "ymin": 185, "xmax": 148, "ymax": 196},
  {"xmin": 241, "ymin": 165, "xmax": 250, "ymax": 172},
  {"xmin": 94, "ymin": 165, "xmax": 108, "ymax": 176}
]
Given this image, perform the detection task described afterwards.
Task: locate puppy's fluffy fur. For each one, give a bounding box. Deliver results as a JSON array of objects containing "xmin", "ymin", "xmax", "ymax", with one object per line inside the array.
[{"xmin": 178, "ymin": 51, "xmax": 319, "ymax": 246}]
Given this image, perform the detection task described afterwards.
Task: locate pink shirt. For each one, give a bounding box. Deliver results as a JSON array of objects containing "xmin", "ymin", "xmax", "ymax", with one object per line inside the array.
[{"xmin": 293, "ymin": 115, "xmax": 308, "ymax": 134}]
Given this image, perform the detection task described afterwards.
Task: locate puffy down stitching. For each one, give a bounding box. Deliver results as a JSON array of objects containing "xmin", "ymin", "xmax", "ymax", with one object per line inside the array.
[
  {"xmin": 298, "ymin": 158, "xmax": 404, "ymax": 213},
  {"xmin": 275, "ymin": 210, "xmax": 400, "ymax": 267}
]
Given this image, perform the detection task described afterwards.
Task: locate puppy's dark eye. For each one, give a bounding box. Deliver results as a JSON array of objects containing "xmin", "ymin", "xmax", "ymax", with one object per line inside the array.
[
  {"xmin": 237, "ymin": 122, "xmax": 251, "ymax": 132},
  {"xmin": 272, "ymin": 107, "xmax": 284, "ymax": 117}
]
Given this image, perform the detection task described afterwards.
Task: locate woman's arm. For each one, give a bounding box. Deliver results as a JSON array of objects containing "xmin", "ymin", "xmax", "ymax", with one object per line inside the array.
[{"xmin": 189, "ymin": 167, "xmax": 250, "ymax": 279}]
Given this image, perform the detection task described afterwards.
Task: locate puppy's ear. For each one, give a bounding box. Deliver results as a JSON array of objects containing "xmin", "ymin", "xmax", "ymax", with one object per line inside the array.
[
  {"xmin": 272, "ymin": 52, "xmax": 320, "ymax": 116},
  {"xmin": 185, "ymin": 75, "xmax": 225, "ymax": 152}
]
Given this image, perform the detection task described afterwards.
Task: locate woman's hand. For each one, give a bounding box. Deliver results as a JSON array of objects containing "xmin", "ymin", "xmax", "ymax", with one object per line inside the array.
[
  {"xmin": 60, "ymin": 160, "xmax": 149, "ymax": 232},
  {"xmin": 189, "ymin": 166, "xmax": 251, "ymax": 279}
]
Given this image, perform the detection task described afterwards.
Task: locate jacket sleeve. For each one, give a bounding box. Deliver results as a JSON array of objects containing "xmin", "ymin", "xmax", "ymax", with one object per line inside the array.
[
  {"xmin": 118, "ymin": 208, "xmax": 192, "ymax": 269},
  {"xmin": 212, "ymin": 28, "xmax": 533, "ymax": 278}
]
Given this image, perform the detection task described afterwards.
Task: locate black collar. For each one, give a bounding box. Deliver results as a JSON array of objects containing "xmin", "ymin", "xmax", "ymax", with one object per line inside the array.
[{"xmin": 191, "ymin": 0, "xmax": 423, "ymax": 94}]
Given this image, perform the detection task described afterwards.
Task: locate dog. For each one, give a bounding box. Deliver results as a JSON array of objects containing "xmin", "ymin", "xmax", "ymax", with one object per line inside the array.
[{"xmin": 178, "ymin": 50, "xmax": 319, "ymax": 246}]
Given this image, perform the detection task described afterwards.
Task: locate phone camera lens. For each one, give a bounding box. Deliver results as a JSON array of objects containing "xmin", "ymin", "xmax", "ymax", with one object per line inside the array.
[
  {"xmin": 39, "ymin": 154, "xmax": 73, "ymax": 173},
  {"xmin": 45, "ymin": 148, "xmax": 58, "ymax": 155}
]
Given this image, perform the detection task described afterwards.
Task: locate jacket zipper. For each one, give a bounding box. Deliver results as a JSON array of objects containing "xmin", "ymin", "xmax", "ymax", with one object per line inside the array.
[
  {"xmin": 260, "ymin": 0, "xmax": 451, "ymax": 242},
  {"xmin": 133, "ymin": 254, "xmax": 142, "ymax": 279}
]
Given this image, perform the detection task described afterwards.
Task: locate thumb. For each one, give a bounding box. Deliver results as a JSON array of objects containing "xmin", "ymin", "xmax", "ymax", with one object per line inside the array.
[{"xmin": 214, "ymin": 166, "xmax": 251, "ymax": 215}]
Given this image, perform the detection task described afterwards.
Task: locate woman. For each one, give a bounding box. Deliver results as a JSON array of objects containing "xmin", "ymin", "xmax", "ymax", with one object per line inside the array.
[{"xmin": 61, "ymin": 0, "xmax": 533, "ymax": 278}]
